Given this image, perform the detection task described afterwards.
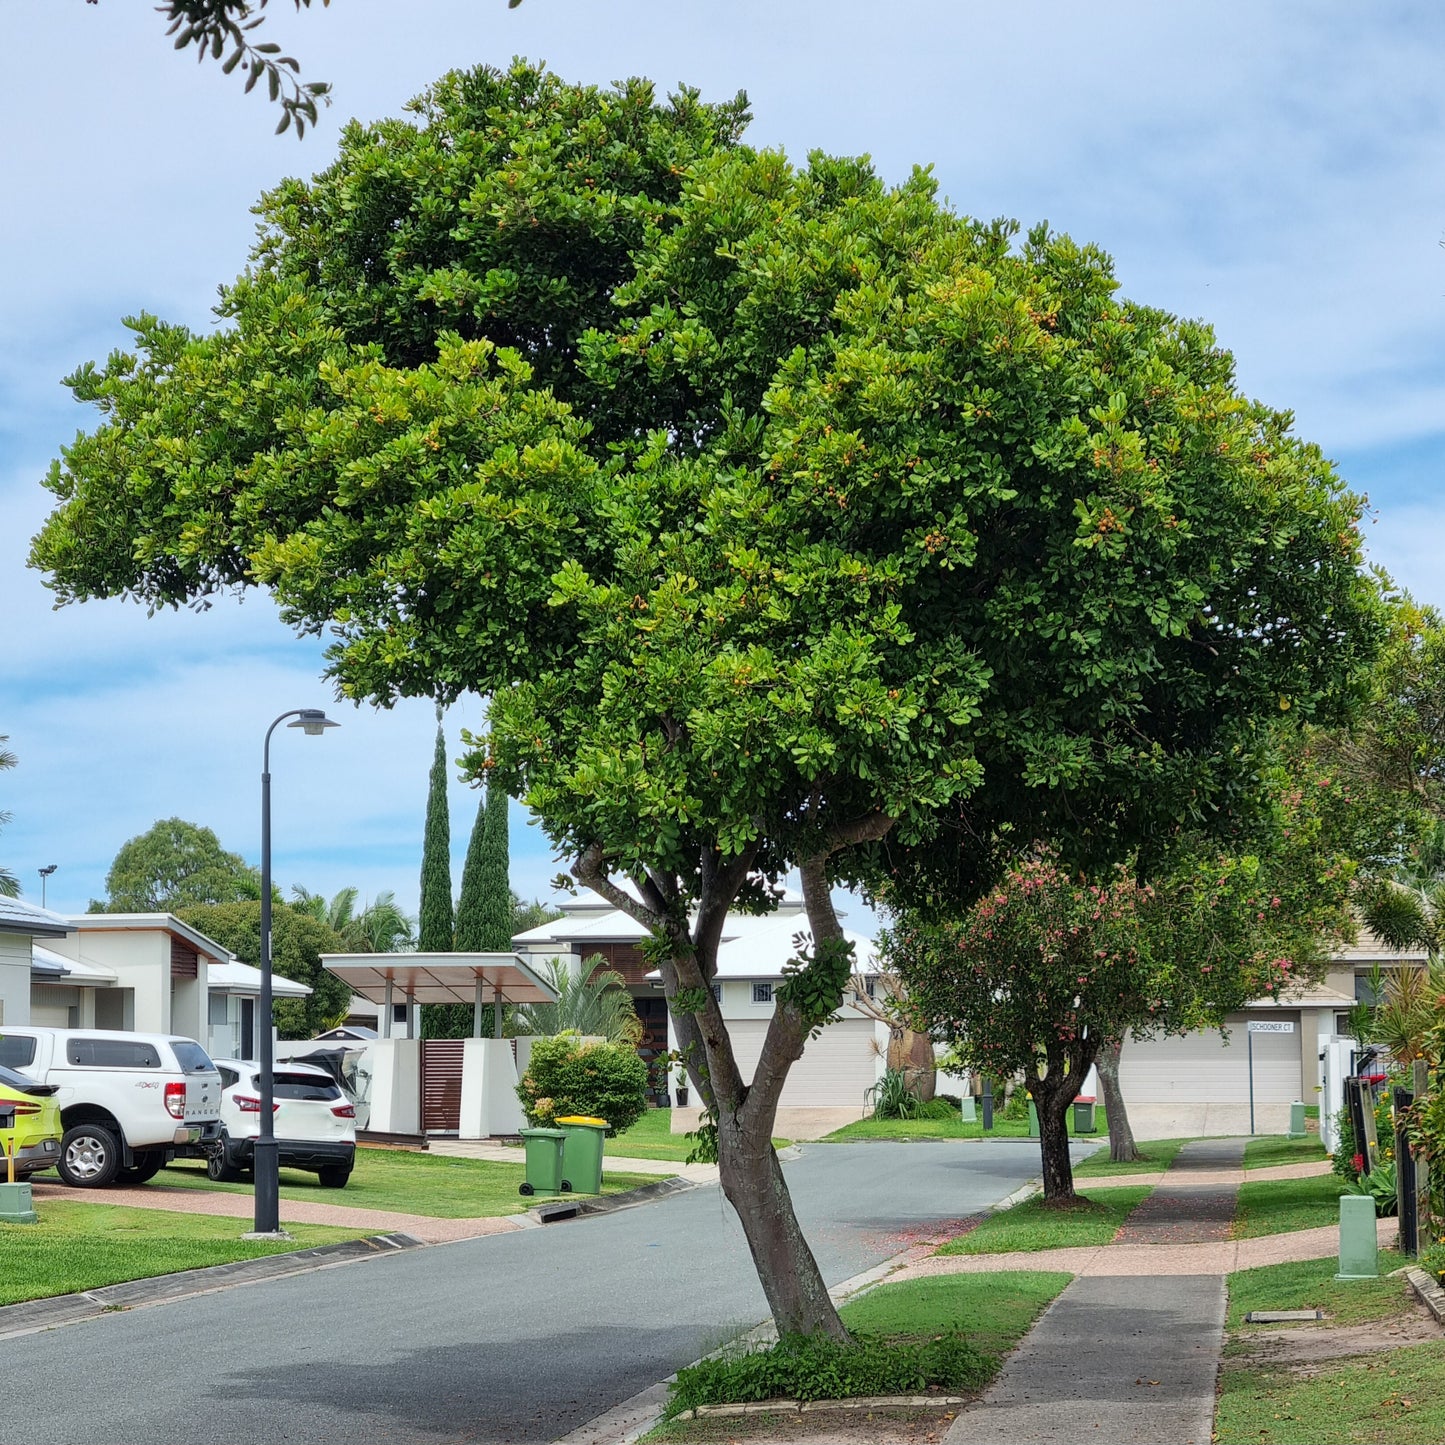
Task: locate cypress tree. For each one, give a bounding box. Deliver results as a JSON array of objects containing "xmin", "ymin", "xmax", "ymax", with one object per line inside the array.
[
  {"xmin": 418, "ymin": 717, "xmax": 454, "ymax": 952},
  {"xmin": 453, "ymin": 788, "xmax": 489, "ymax": 953},
  {"xmin": 478, "ymin": 774, "xmax": 513, "ymax": 951}
]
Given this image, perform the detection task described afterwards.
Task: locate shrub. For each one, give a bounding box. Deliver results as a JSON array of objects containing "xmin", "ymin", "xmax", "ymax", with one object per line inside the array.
[
  {"xmin": 1347, "ymin": 1161, "xmax": 1399, "ymax": 1217},
  {"xmin": 865, "ymin": 1067, "xmax": 926, "ymax": 1120},
  {"xmin": 667, "ymin": 1331, "xmax": 989, "ymax": 1418},
  {"xmin": 516, "ymin": 1032, "xmax": 648, "ymax": 1136},
  {"xmin": 1330, "ymin": 1106, "xmax": 1358, "ymax": 1183}
]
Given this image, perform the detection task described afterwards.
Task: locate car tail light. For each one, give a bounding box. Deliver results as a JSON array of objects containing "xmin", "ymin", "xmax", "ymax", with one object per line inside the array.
[
  {"xmin": 331, "ymin": 1102, "xmax": 355, "ymax": 1119},
  {"xmin": 234, "ymin": 1095, "xmax": 278, "ymax": 1113},
  {"xmin": 165, "ymin": 1082, "xmax": 186, "ymax": 1120},
  {"xmin": 5, "ymin": 1101, "xmax": 41, "ymax": 1117}
]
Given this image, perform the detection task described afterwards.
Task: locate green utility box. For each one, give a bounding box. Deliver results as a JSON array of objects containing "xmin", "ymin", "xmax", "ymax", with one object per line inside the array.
[
  {"xmin": 1288, "ymin": 1101, "xmax": 1307, "ymax": 1139},
  {"xmin": 1336, "ymin": 1194, "xmax": 1379, "ymax": 1280},
  {"xmin": 0, "ymin": 1181, "xmax": 38, "ymax": 1225},
  {"xmin": 556, "ymin": 1115, "xmax": 609, "ymax": 1195},
  {"xmin": 1028, "ymin": 1100, "xmax": 1040, "ymax": 1138},
  {"xmin": 1073, "ymin": 1097, "xmax": 1098, "ymax": 1134},
  {"xmin": 518, "ymin": 1127, "xmax": 570, "ymax": 1197}
]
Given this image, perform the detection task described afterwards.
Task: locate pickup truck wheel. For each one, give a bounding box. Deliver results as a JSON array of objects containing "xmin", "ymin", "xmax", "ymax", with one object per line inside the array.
[
  {"xmin": 206, "ymin": 1140, "xmax": 244, "ymax": 1183},
  {"xmin": 115, "ymin": 1152, "xmax": 165, "ymax": 1185},
  {"xmin": 317, "ymin": 1166, "xmax": 352, "ymax": 1189},
  {"xmin": 57, "ymin": 1122, "xmax": 122, "ymax": 1188}
]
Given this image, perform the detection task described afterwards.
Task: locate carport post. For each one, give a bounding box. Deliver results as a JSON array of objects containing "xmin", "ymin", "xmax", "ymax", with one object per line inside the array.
[
  {"xmin": 493, "ymin": 985, "xmax": 503, "ymax": 1039},
  {"xmin": 406, "ymin": 992, "xmax": 416, "ymax": 1039},
  {"xmin": 382, "ymin": 976, "xmax": 393, "ymax": 1039},
  {"xmin": 473, "ymin": 975, "xmax": 484, "ymax": 1038}
]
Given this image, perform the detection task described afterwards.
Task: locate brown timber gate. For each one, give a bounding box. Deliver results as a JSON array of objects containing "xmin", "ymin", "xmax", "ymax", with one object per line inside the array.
[{"xmin": 421, "ymin": 1039, "xmax": 464, "ymax": 1134}]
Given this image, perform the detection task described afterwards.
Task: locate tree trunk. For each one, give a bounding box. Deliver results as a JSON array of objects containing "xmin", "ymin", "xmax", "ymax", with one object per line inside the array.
[
  {"xmin": 1026, "ymin": 1064, "xmax": 1088, "ymax": 1203},
  {"xmin": 715, "ymin": 1107, "xmax": 848, "ymax": 1339},
  {"xmin": 1097, "ymin": 1037, "xmax": 1142, "ymax": 1164},
  {"xmin": 888, "ymin": 1028, "xmax": 937, "ymax": 1101}
]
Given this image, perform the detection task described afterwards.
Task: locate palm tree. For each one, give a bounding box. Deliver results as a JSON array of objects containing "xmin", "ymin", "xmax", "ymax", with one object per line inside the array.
[
  {"xmin": 0, "ymin": 735, "xmax": 19, "ymax": 898},
  {"xmin": 290, "ymin": 886, "xmax": 415, "ymax": 953},
  {"xmin": 514, "ymin": 955, "xmax": 643, "ymax": 1044}
]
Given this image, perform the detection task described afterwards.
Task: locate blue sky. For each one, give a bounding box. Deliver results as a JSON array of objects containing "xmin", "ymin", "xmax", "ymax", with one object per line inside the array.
[{"xmin": 3, "ymin": 0, "xmax": 1443, "ymax": 921}]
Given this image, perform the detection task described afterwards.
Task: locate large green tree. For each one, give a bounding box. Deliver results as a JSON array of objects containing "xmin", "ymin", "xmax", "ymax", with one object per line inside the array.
[
  {"xmin": 418, "ymin": 718, "xmax": 454, "ymax": 953},
  {"xmin": 29, "ymin": 64, "xmax": 1380, "ymax": 1337},
  {"xmin": 179, "ymin": 900, "xmax": 351, "ymax": 1036},
  {"xmin": 455, "ymin": 775, "xmax": 512, "ymax": 952},
  {"xmin": 94, "ymin": 818, "xmax": 261, "ymax": 912}
]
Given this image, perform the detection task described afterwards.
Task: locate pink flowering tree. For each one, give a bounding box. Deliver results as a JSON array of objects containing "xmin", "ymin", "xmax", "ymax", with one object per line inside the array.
[{"xmin": 886, "ymin": 840, "xmax": 1353, "ymax": 1201}]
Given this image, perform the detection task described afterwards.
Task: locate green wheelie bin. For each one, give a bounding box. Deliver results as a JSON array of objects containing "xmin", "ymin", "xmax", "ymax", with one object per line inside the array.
[
  {"xmin": 555, "ymin": 1115, "xmax": 609, "ymax": 1195},
  {"xmin": 518, "ymin": 1127, "xmax": 570, "ymax": 1196}
]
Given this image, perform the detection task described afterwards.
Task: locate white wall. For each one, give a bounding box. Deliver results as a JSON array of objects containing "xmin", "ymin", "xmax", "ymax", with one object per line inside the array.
[{"xmin": 0, "ymin": 934, "xmax": 32, "ymax": 1027}]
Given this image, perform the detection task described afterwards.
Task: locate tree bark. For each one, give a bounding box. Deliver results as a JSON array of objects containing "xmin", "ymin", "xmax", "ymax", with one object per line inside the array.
[
  {"xmin": 574, "ymin": 841, "xmax": 850, "ymax": 1341},
  {"xmin": 1025, "ymin": 1041, "xmax": 1097, "ymax": 1203},
  {"xmin": 1097, "ymin": 1037, "xmax": 1142, "ymax": 1164}
]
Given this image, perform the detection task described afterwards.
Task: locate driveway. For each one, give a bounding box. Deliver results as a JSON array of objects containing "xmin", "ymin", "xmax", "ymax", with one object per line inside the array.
[{"xmin": 5, "ymin": 1139, "xmax": 1062, "ymax": 1444}]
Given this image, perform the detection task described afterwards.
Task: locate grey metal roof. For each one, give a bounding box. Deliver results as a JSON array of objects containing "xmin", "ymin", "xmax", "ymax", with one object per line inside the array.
[{"xmin": 0, "ymin": 895, "xmax": 72, "ymax": 938}]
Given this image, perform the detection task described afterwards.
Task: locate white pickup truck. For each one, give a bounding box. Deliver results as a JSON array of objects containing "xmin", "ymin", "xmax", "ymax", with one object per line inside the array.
[{"xmin": 0, "ymin": 1027, "xmax": 222, "ymax": 1187}]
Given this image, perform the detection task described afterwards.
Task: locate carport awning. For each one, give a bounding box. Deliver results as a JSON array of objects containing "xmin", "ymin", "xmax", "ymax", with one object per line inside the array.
[{"xmin": 320, "ymin": 951, "xmax": 559, "ymax": 1005}]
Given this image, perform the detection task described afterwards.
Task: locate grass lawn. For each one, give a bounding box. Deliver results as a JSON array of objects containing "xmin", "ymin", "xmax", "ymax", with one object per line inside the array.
[
  {"xmin": 600, "ymin": 1108, "xmax": 788, "ymax": 1162},
  {"xmin": 1216, "ymin": 1344, "xmax": 1445, "ymax": 1444},
  {"xmin": 1232, "ymin": 1174, "xmax": 1352, "ymax": 1239},
  {"xmin": 823, "ymin": 1106, "xmax": 1108, "ymax": 1145},
  {"xmin": 1243, "ymin": 1135, "xmax": 1329, "ymax": 1170},
  {"xmin": 648, "ymin": 1272, "xmax": 1071, "ymax": 1438},
  {"xmin": 937, "ymin": 1186, "xmax": 1153, "ymax": 1255},
  {"xmin": 1072, "ymin": 1137, "xmax": 1188, "ymax": 1177},
  {"xmin": 0, "ymin": 1200, "xmax": 364, "ymax": 1306},
  {"xmin": 1225, "ymin": 1251, "xmax": 1408, "ymax": 1331},
  {"xmin": 154, "ymin": 1147, "xmax": 657, "ymax": 1217}
]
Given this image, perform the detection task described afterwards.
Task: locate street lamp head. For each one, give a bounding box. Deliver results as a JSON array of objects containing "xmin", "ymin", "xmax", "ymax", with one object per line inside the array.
[
  {"xmin": 288, "ymin": 709, "xmax": 340, "ymax": 737},
  {"xmin": 38, "ymin": 865, "xmax": 58, "ymax": 879}
]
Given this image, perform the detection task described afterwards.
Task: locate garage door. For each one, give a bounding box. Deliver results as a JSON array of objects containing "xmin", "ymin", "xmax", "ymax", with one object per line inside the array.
[
  {"xmin": 29, "ymin": 984, "xmax": 76, "ymax": 1028},
  {"xmin": 725, "ymin": 1017, "xmax": 877, "ymax": 1110},
  {"xmin": 1119, "ymin": 1012, "xmax": 1301, "ymax": 1107}
]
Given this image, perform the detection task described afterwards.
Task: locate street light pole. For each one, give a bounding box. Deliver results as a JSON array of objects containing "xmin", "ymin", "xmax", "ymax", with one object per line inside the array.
[
  {"xmin": 253, "ymin": 707, "xmax": 339, "ymax": 1237},
  {"xmin": 37, "ymin": 865, "xmax": 57, "ymax": 908}
]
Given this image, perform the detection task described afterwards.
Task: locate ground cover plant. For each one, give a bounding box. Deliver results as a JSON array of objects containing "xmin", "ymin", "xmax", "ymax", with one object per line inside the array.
[
  {"xmin": 937, "ymin": 1186, "xmax": 1152, "ymax": 1254},
  {"xmin": 0, "ymin": 1200, "xmax": 363, "ymax": 1306},
  {"xmin": 665, "ymin": 1272, "xmax": 1070, "ymax": 1418},
  {"xmin": 1232, "ymin": 1174, "xmax": 1352, "ymax": 1239},
  {"xmin": 156, "ymin": 1146, "xmax": 654, "ymax": 1216}
]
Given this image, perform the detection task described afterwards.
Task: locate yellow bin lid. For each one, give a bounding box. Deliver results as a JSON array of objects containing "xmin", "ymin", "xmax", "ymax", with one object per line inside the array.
[{"xmin": 556, "ymin": 1115, "xmax": 608, "ymax": 1128}]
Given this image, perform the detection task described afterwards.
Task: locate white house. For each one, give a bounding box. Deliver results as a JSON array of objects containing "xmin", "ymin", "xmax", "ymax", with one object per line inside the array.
[
  {"xmin": 515, "ymin": 891, "xmax": 887, "ymax": 1135},
  {"xmin": 0, "ymin": 895, "xmax": 72, "ymax": 1026}
]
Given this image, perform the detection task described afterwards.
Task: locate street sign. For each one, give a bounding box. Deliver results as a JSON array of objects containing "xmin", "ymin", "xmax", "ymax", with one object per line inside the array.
[{"xmin": 1247, "ymin": 1020, "xmax": 1295, "ymax": 1033}]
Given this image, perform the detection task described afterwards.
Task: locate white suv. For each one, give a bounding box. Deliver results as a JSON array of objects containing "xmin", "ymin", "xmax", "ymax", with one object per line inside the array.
[
  {"xmin": 0, "ymin": 1027, "xmax": 221, "ymax": 1187},
  {"xmin": 208, "ymin": 1059, "xmax": 356, "ymax": 1188}
]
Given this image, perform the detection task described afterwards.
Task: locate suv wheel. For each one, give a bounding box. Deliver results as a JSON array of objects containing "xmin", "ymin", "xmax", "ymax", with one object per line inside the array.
[
  {"xmin": 115, "ymin": 1151, "xmax": 165, "ymax": 1185},
  {"xmin": 57, "ymin": 1122, "xmax": 122, "ymax": 1188},
  {"xmin": 207, "ymin": 1137, "xmax": 244, "ymax": 1183},
  {"xmin": 317, "ymin": 1166, "xmax": 351, "ymax": 1189}
]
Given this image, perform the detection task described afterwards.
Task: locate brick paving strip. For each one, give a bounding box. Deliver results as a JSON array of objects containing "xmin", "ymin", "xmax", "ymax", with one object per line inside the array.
[{"xmin": 939, "ymin": 1138, "xmax": 1340, "ymax": 1445}]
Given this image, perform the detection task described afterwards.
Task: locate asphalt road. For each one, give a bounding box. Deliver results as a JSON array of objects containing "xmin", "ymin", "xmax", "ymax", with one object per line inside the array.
[{"xmin": 7, "ymin": 1140, "xmax": 1068, "ymax": 1444}]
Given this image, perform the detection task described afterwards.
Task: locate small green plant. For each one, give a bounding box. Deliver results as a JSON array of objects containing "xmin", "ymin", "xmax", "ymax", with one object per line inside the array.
[
  {"xmin": 1330, "ymin": 1105, "xmax": 1358, "ymax": 1183},
  {"xmin": 515, "ymin": 1031, "xmax": 648, "ymax": 1135},
  {"xmin": 684, "ymin": 1108, "xmax": 719, "ymax": 1165},
  {"xmin": 1347, "ymin": 1160, "xmax": 1399, "ymax": 1217},
  {"xmin": 864, "ymin": 1067, "xmax": 924, "ymax": 1120},
  {"xmin": 667, "ymin": 1330, "xmax": 989, "ymax": 1417}
]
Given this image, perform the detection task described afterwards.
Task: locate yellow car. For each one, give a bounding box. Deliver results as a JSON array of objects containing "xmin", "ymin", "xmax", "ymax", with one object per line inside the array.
[{"xmin": 0, "ymin": 1062, "xmax": 62, "ymax": 1179}]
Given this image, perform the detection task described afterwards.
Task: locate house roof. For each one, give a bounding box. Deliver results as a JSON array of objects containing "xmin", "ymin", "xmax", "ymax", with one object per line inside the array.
[
  {"xmin": 513, "ymin": 893, "xmax": 810, "ymax": 948},
  {"xmin": 642, "ymin": 914, "xmax": 878, "ymax": 982},
  {"xmin": 321, "ymin": 952, "xmax": 560, "ymax": 1006},
  {"xmin": 1246, "ymin": 983, "xmax": 1359, "ymax": 1009},
  {"xmin": 207, "ymin": 958, "xmax": 311, "ymax": 998},
  {"xmin": 65, "ymin": 912, "xmax": 235, "ymax": 962},
  {"xmin": 0, "ymin": 895, "xmax": 72, "ymax": 939},
  {"xmin": 32, "ymin": 943, "xmax": 118, "ymax": 985}
]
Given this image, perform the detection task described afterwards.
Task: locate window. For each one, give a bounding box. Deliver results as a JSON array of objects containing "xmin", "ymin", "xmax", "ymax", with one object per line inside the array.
[
  {"xmin": 392, "ymin": 1004, "xmax": 408, "ymax": 1023},
  {"xmin": 865, "ymin": 976, "xmax": 877, "ymax": 1000},
  {"xmin": 711, "ymin": 984, "xmax": 722, "ymax": 1003},
  {"xmin": 752, "ymin": 982, "xmax": 773, "ymax": 1004},
  {"xmin": 272, "ymin": 1073, "xmax": 342, "ymax": 1102},
  {"xmin": 0, "ymin": 1036, "xmax": 36, "ymax": 1069},
  {"xmin": 171, "ymin": 1041, "xmax": 216, "ymax": 1074},
  {"xmin": 66, "ymin": 1037, "xmax": 161, "ymax": 1069},
  {"xmin": 217, "ymin": 1066, "xmax": 240, "ymax": 1090}
]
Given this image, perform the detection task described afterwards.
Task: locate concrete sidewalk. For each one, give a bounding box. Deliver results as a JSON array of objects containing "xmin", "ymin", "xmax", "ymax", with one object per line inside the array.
[
  {"xmin": 1081, "ymin": 1157, "xmax": 1332, "ymax": 1191},
  {"xmin": 939, "ymin": 1136, "xmax": 1359, "ymax": 1444},
  {"xmin": 29, "ymin": 1178, "xmax": 525, "ymax": 1244}
]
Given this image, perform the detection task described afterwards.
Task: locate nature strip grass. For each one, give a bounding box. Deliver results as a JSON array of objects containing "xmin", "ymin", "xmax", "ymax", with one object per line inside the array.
[
  {"xmin": 936, "ymin": 1186, "xmax": 1154, "ymax": 1255},
  {"xmin": 0, "ymin": 1200, "xmax": 365, "ymax": 1306},
  {"xmin": 564, "ymin": 1107, "xmax": 788, "ymax": 1163},
  {"xmin": 1225, "ymin": 1251, "xmax": 1408, "ymax": 1330},
  {"xmin": 1072, "ymin": 1136, "xmax": 1188, "ymax": 1177},
  {"xmin": 822, "ymin": 1107, "xmax": 1109, "ymax": 1144},
  {"xmin": 1214, "ymin": 1342, "xmax": 1445, "ymax": 1444},
  {"xmin": 155, "ymin": 1149, "xmax": 658, "ymax": 1217},
  {"xmin": 1241, "ymin": 1136, "xmax": 1329, "ymax": 1171},
  {"xmin": 660, "ymin": 1272, "xmax": 1072, "ymax": 1426},
  {"xmin": 1232, "ymin": 1173, "xmax": 1352, "ymax": 1240}
]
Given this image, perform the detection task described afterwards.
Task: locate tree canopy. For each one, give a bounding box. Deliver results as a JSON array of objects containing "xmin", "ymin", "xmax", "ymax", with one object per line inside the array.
[
  {"xmin": 93, "ymin": 817, "xmax": 261, "ymax": 912},
  {"xmin": 29, "ymin": 62, "xmax": 1383, "ymax": 1337}
]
